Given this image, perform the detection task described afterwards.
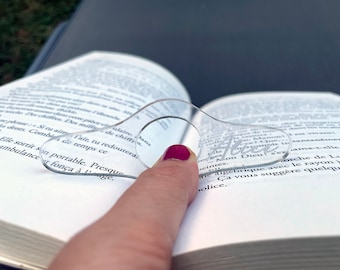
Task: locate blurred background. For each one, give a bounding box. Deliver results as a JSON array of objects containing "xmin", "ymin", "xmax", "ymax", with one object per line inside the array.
[{"xmin": 0, "ymin": 0, "xmax": 79, "ymax": 86}]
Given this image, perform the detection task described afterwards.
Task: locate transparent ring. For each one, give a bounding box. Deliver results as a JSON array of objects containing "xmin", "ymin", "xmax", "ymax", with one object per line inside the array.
[{"xmin": 39, "ymin": 98, "xmax": 291, "ymax": 178}]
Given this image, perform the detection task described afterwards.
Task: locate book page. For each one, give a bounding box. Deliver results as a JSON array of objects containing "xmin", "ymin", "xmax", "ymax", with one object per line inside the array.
[
  {"xmin": 175, "ymin": 92, "xmax": 340, "ymax": 255},
  {"xmin": 0, "ymin": 51, "xmax": 190, "ymax": 241}
]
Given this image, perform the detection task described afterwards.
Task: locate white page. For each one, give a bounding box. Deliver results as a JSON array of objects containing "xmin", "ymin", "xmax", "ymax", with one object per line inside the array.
[
  {"xmin": 175, "ymin": 92, "xmax": 340, "ymax": 254},
  {"xmin": 0, "ymin": 51, "xmax": 190, "ymax": 241}
]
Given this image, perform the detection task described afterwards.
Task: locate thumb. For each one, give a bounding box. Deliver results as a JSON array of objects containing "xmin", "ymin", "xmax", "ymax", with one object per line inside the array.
[{"xmin": 48, "ymin": 144, "xmax": 199, "ymax": 270}]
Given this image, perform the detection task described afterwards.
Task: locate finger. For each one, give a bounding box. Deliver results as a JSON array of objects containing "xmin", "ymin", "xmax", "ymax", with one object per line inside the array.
[{"xmin": 48, "ymin": 144, "xmax": 199, "ymax": 270}]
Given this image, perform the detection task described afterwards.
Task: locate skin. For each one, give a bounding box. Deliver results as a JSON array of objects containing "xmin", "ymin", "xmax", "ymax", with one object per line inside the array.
[{"xmin": 48, "ymin": 147, "xmax": 199, "ymax": 270}]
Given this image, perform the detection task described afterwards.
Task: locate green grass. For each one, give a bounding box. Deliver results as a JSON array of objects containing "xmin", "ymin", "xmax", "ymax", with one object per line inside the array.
[{"xmin": 0, "ymin": 0, "xmax": 79, "ymax": 85}]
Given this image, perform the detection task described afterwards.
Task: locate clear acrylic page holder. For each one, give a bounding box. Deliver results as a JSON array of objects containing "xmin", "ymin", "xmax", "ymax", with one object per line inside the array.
[{"xmin": 40, "ymin": 99, "xmax": 291, "ymax": 178}]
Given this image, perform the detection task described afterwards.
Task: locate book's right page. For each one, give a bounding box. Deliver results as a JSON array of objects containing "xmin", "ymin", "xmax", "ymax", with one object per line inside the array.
[{"xmin": 175, "ymin": 92, "xmax": 340, "ymax": 255}]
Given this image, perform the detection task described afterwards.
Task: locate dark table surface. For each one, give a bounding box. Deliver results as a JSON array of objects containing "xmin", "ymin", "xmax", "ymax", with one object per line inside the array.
[{"xmin": 32, "ymin": 0, "xmax": 340, "ymax": 106}]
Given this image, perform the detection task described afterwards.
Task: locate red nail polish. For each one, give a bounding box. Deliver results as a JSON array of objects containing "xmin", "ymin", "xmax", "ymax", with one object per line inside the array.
[{"xmin": 163, "ymin": 145, "xmax": 191, "ymax": 161}]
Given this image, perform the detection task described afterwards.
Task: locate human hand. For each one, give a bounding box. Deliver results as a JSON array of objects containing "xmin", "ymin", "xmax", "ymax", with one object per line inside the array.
[{"xmin": 48, "ymin": 144, "xmax": 199, "ymax": 270}]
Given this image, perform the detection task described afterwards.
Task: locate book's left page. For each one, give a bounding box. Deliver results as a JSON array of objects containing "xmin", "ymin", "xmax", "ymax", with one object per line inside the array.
[{"xmin": 0, "ymin": 51, "xmax": 190, "ymax": 268}]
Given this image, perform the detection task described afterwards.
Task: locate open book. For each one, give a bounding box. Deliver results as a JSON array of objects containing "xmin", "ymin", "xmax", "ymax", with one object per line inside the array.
[{"xmin": 0, "ymin": 52, "xmax": 339, "ymax": 269}]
